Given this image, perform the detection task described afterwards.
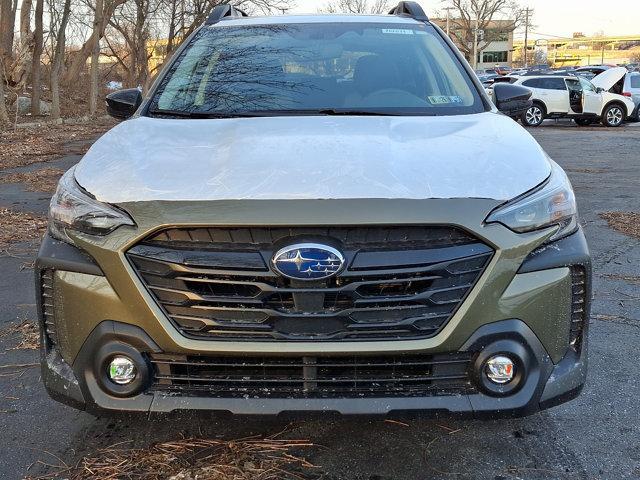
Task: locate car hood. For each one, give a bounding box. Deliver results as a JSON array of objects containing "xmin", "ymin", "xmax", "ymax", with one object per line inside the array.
[
  {"xmin": 591, "ymin": 67, "xmax": 627, "ymax": 90},
  {"xmin": 75, "ymin": 113, "xmax": 551, "ymax": 204}
]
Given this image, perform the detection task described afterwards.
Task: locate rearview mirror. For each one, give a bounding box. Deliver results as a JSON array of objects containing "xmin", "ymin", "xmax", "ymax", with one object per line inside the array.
[
  {"xmin": 492, "ymin": 83, "xmax": 533, "ymax": 118},
  {"xmin": 595, "ymin": 87, "xmax": 605, "ymax": 94},
  {"xmin": 105, "ymin": 88, "xmax": 143, "ymax": 120}
]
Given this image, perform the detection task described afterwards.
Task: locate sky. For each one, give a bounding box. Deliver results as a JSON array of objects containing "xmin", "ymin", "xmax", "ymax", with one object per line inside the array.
[{"xmin": 288, "ymin": 0, "xmax": 640, "ymax": 39}]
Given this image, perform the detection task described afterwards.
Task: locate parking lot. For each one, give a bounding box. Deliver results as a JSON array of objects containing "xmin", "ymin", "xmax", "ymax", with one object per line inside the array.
[{"xmin": 0, "ymin": 123, "xmax": 639, "ymax": 480}]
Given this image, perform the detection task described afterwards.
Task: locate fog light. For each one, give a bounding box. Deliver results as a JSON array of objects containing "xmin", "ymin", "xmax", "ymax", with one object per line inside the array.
[
  {"xmin": 485, "ymin": 355, "xmax": 515, "ymax": 384},
  {"xmin": 108, "ymin": 356, "xmax": 137, "ymax": 385}
]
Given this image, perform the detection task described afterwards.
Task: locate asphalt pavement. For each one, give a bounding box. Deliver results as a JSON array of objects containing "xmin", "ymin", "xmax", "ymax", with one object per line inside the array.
[{"xmin": 0, "ymin": 124, "xmax": 639, "ymax": 480}]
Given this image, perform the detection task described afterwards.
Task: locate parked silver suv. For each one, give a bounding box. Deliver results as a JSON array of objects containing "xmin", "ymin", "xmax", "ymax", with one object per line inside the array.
[{"xmin": 623, "ymin": 72, "xmax": 640, "ymax": 121}]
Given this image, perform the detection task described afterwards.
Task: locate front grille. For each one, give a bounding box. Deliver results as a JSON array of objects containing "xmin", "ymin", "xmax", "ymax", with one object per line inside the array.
[
  {"xmin": 127, "ymin": 226, "xmax": 493, "ymax": 341},
  {"xmin": 40, "ymin": 269, "xmax": 58, "ymax": 347},
  {"xmin": 569, "ymin": 266, "xmax": 588, "ymax": 353},
  {"xmin": 149, "ymin": 352, "xmax": 476, "ymax": 398}
]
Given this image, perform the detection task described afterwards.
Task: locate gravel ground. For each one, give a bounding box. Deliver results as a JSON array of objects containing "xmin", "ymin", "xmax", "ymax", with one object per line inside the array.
[{"xmin": 0, "ymin": 122, "xmax": 639, "ymax": 480}]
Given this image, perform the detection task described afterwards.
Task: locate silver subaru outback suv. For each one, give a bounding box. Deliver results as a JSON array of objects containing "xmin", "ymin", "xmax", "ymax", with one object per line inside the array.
[{"xmin": 38, "ymin": 2, "xmax": 590, "ymax": 417}]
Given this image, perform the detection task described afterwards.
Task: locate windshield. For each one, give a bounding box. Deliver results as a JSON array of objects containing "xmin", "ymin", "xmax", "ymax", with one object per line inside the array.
[{"xmin": 148, "ymin": 22, "xmax": 484, "ymax": 117}]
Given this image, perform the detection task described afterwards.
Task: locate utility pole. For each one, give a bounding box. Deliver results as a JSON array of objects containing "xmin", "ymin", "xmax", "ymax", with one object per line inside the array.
[
  {"xmin": 473, "ymin": 13, "xmax": 478, "ymax": 69},
  {"xmin": 523, "ymin": 7, "xmax": 532, "ymax": 67},
  {"xmin": 443, "ymin": 6, "xmax": 454, "ymax": 37}
]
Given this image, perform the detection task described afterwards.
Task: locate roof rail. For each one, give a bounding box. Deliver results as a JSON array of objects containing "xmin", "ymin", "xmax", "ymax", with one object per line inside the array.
[
  {"xmin": 388, "ymin": 1, "xmax": 429, "ymax": 21},
  {"xmin": 205, "ymin": 4, "xmax": 248, "ymax": 25}
]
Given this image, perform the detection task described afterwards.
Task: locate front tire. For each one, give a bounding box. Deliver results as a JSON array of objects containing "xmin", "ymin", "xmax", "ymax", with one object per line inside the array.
[
  {"xmin": 601, "ymin": 104, "xmax": 625, "ymax": 127},
  {"xmin": 521, "ymin": 104, "xmax": 545, "ymax": 127}
]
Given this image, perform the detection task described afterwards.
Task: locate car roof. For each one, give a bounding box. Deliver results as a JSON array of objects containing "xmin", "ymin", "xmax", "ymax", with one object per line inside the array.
[
  {"xmin": 518, "ymin": 75, "xmax": 574, "ymax": 80},
  {"xmin": 210, "ymin": 14, "xmax": 424, "ymax": 27}
]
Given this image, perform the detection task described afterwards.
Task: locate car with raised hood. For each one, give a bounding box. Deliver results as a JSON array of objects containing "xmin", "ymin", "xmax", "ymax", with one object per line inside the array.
[
  {"xmin": 622, "ymin": 72, "xmax": 640, "ymax": 121},
  {"xmin": 512, "ymin": 67, "xmax": 635, "ymax": 127},
  {"xmin": 37, "ymin": 2, "xmax": 590, "ymax": 418}
]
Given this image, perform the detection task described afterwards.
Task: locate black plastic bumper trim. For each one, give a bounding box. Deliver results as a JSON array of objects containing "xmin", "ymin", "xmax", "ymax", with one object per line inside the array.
[
  {"xmin": 36, "ymin": 234, "xmax": 103, "ymax": 276},
  {"xmin": 518, "ymin": 228, "xmax": 591, "ymax": 274},
  {"xmin": 40, "ymin": 319, "xmax": 586, "ymax": 417}
]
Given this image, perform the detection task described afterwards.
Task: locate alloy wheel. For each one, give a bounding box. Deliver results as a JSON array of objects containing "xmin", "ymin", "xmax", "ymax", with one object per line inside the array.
[
  {"xmin": 605, "ymin": 106, "xmax": 623, "ymax": 126},
  {"xmin": 525, "ymin": 106, "xmax": 543, "ymax": 126}
]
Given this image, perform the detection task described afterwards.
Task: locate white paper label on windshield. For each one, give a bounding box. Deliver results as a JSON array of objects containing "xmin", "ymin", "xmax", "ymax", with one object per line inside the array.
[
  {"xmin": 381, "ymin": 28, "xmax": 414, "ymax": 35},
  {"xmin": 428, "ymin": 96, "xmax": 464, "ymax": 104}
]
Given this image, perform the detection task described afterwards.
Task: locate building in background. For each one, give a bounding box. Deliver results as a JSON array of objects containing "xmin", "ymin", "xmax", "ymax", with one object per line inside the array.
[
  {"xmin": 513, "ymin": 34, "xmax": 640, "ymax": 67},
  {"xmin": 431, "ymin": 18, "xmax": 515, "ymax": 69}
]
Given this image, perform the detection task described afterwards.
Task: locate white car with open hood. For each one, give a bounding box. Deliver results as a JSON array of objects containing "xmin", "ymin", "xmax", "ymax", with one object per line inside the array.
[{"xmin": 512, "ymin": 67, "xmax": 635, "ymax": 127}]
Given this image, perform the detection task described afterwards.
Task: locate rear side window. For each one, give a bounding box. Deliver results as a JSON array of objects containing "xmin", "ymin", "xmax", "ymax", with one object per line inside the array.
[
  {"xmin": 542, "ymin": 78, "xmax": 566, "ymax": 90},
  {"xmin": 630, "ymin": 75, "xmax": 640, "ymax": 89},
  {"xmin": 522, "ymin": 78, "xmax": 541, "ymax": 88},
  {"xmin": 523, "ymin": 78, "xmax": 565, "ymax": 90}
]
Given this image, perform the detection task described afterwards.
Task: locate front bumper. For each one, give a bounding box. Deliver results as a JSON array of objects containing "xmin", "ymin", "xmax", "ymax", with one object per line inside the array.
[
  {"xmin": 36, "ymin": 198, "xmax": 591, "ymax": 417},
  {"xmin": 41, "ymin": 317, "xmax": 587, "ymax": 417}
]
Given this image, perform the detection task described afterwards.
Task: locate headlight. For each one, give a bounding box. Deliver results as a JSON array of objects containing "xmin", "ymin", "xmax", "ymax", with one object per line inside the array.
[
  {"xmin": 49, "ymin": 168, "xmax": 135, "ymax": 244},
  {"xmin": 485, "ymin": 160, "xmax": 578, "ymax": 242}
]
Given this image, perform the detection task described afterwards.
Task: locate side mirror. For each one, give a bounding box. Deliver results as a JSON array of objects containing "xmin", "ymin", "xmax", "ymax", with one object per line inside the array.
[
  {"xmin": 595, "ymin": 87, "xmax": 605, "ymax": 94},
  {"xmin": 493, "ymin": 83, "xmax": 533, "ymax": 118},
  {"xmin": 105, "ymin": 88, "xmax": 143, "ymax": 120}
]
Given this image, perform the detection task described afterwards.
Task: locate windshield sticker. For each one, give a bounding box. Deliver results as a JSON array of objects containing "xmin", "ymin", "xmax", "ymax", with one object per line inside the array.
[
  {"xmin": 381, "ymin": 28, "xmax": 414, "ymax": 35},
  {"xmin": 428, "ymin": 96, "xmax": 464, "ymax": 104}
]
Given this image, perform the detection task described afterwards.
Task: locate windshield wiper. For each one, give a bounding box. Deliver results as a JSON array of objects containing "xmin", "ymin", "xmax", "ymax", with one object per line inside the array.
[
  {"xmin": 147, "ymin": 108, "xmax": 406, "ymax": 118},
  {"xmin": 147, "ymin": 108, "xmax": 262, "ymax": 119},
  {"xmin": 316, "ymin": 108, "xmax": 401, "ymax": 116}
]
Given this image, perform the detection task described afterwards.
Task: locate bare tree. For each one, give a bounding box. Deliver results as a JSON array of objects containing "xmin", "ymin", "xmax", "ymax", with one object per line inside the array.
[
  {"xmin": 50, "ymin": 0, "xmax": 72, "ymax": 119},
  {"xmin": 0, "ymin": 0, "xmax": 14, "ymax": 124},
  {"xmin": 2, "ymin": 0, "xmax": 298, "ymax": 124},
  {"xmin": 30, "ymin": 0, "xmax": 44, "ymax": 115},
  {"xmin": 107, "ymin": 0, "xmax": 159, "ymax": 90},
  {"xmin": 0, "ymin": 59, "xmax": 10, "ymax": 125},
  {"xmin": 442, "ymin": 0, "xmax": 524, "ymax": 63},
  {"xmin": 8, "ymin": 0, "xmax": 34, "ymax": 88},
  {"xmin": 0, "ymin": 0, "xmax": 16, "ymax": 70},
  {"xmin": 319, "ymin": 0, "xmax": 389, "ymax": 14},
  {"xmin": 63, "ymin": 0, "xmax": 127, "ymax": 85}
]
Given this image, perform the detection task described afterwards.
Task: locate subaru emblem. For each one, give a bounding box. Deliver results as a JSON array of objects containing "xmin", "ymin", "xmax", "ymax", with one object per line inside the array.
[{"xmin": 272, "ymin": 243, "xmax": 344, "ymax": 281}]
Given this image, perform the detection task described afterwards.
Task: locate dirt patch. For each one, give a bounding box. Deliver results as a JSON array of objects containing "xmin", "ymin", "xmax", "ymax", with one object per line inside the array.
[
  {"xmin": 0, "ymin": 209, "xmax": 47, "ymax": 252},
  {"xmin": 0, "ymin": 167, "xmax": 64, "ymax": 193},
  {"xmin": 0, "ymin": 320, "xmax": 39, "ymax": 350},
  {"xmin": 0, "ymin": 119, "xmax": 115, "ymax": 170},
  {"xmin": 599, "ymin": 212, "xmax": 640, "ymax": 239},
  {"xmin": 32, "ymin": 436, "xmax": 320, "ymax": 480}
]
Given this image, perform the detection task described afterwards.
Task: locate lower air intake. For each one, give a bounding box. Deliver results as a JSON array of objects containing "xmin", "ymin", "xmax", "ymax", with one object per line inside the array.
[{"xmin": 149, "ymin": 352, "xmax": 476, "ymax": 398}]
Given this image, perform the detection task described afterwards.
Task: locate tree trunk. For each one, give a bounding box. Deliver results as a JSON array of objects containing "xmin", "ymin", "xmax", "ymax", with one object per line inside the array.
[
  {"xmin": 0, "ymin": 0, "xmax": 16, "ymax": 70},
  {"xmin": 166, "ymin": 0, "xmax": 177, "ymax": 56},
  {"xmin": 133, "ymin": 0, "xmax": 148, "ymax": 90},
  {"xmin": 50, "ymin": 0, "xmax": 71, "ymax": 120},
  {"xmin": 30, "ymin": 0, "xmax": 43, "ymax": 116},
  {"xmin": 89, "ymin": 38, "xmax": 100, "ymax": 116},
  {"xmin": 19, "ymin": 0, "xmax": 32, "ymax": 40},
  {"xmin": 0, "ymin": 60, "xmax": 10, "ymax": 125},
  {"xmin": 62, "ymin": 0, "xmax": 124, "ymax": 86},
  {"xmin": 8, "ymin": 0, "xmax": 33, "ymax": 87}
]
